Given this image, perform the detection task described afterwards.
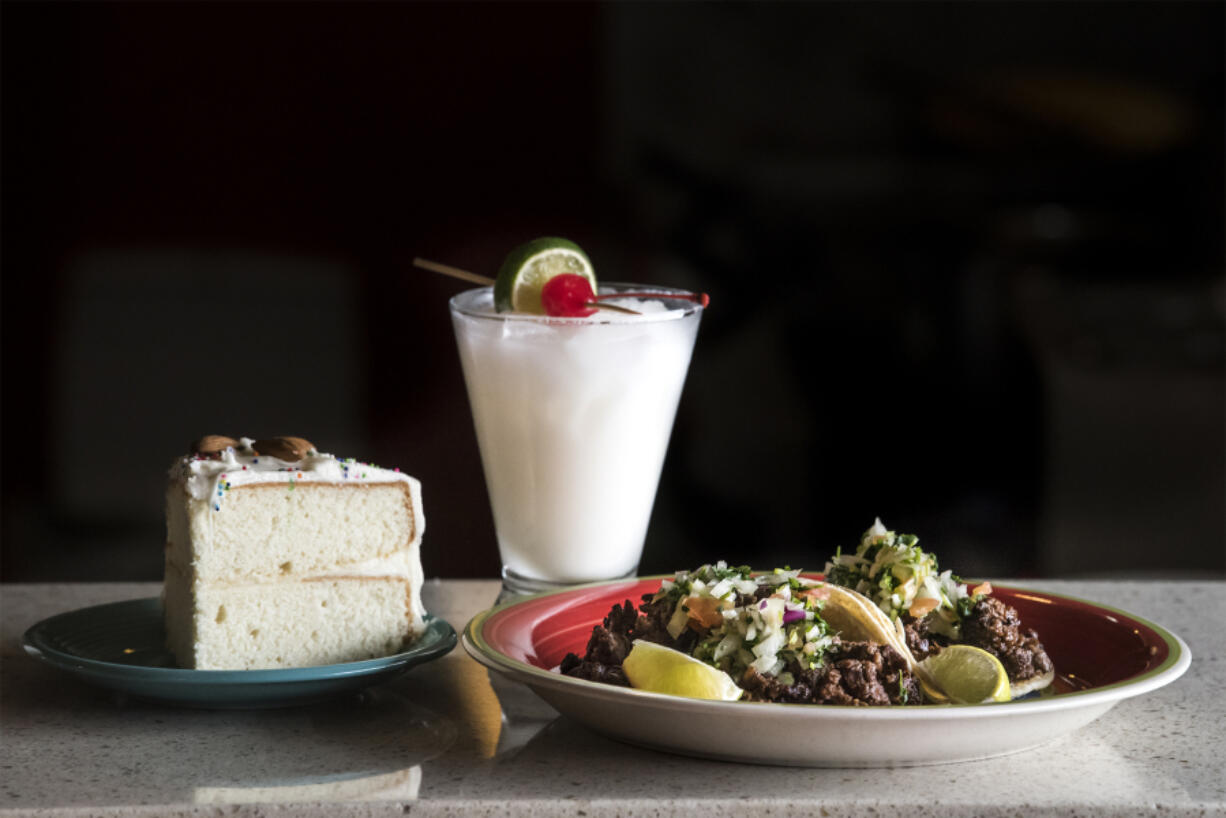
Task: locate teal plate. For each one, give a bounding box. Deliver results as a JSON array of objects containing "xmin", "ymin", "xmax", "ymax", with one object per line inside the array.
[{"xmin": 22, "ymin": 598, "xmax": 457, "ymax": 709}]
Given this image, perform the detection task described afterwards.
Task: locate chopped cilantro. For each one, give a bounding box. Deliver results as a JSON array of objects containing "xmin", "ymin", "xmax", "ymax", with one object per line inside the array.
[
  {"xmin": 825, "ymin": 563, "xmax": 857, "ymax": 588},
  {"xmin": 877, "ymin": 572, "xmax": 898, "ymax": 595}
]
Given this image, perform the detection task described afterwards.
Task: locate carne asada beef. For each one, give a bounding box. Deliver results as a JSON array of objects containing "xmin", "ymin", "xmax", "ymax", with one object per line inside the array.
[
  {"xmin": 629, "ymin": 592, "xmax": 680, "ymax": 647},
  {"xmin": 960, "ymin": 595, "xmax": 1054, "ymax": 682},
  {"xmin": 559, "ymin": 599, "xmax": 637, "ymax": 684},
  {"xmin": 740, "ymin": 639, "xmax": 923, "ymax": 706},
  {"xmin": 561, "ymin": 594, "xmax": 701, "ymax": 684},
  {"xmin": 558, "ymin": 651, "xmax": 630, "ymax": 686},
  {"xmin": 902, "ymin": 614, "xmax": 950, "ymax": 660},
  {"xmin": 903, "ymin": 615, "xmax": 933, "ymax": 659}
]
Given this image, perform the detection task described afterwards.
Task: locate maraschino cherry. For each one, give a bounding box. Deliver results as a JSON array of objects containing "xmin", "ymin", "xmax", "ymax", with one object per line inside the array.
[
  {"xmin": 540, "ymin": 274, "xmax": 711, "ymax": 317},
  {"xmin": 540, "ymin": 273, "xmax": 600, "ymax": 317}
]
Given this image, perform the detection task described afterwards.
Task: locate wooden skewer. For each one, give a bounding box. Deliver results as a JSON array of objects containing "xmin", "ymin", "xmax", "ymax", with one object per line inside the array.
[
  {"xmin": 413, "ymin": 256, "xmax": 642, "ymax": 315},
  {"xmin": 413, "ymin": 257, "xmax": 495, "ymax": 286},
  {"xmin": 591, "ymin": 301, "xmax": 640, "ymax": 315}
]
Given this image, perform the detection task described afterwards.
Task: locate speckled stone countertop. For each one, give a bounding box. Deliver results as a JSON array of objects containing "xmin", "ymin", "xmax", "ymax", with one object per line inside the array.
[{"xmin": 2, "ymin": 580, "xmax": 1222, "ymax": 817}]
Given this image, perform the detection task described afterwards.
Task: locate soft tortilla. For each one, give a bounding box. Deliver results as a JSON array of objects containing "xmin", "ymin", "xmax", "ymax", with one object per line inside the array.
[{"xmin": 814, "ymin": 582, "xmax": 1053, "ymax": 701}]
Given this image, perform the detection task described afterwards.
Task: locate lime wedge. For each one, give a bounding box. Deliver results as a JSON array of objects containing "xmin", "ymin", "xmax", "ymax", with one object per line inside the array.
[
  {"xmin": 493, "ymin": 237, "xmax": 596, "ymax": 314},
  {"xmin": 621, "ymin": 640, "xmax": 743, "ymax": 701},
  {"xmin": 918, "ymin": 645, "xmax": 1011, "ymax": 704}
]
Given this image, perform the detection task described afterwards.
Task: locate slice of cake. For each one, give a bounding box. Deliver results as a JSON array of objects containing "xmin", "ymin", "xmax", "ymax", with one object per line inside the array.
[{"xmin": 163, "ymin": 435, "xmax": 426, "ymax": 670}]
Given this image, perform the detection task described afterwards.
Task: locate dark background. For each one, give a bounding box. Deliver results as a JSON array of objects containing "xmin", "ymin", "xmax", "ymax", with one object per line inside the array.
[{"xmin": 3, "ymin": 1, "xmax": 1223, "ymax": 583}]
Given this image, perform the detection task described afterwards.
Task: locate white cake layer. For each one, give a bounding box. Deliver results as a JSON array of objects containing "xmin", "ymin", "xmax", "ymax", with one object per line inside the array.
[
  {"xmin": 164, "ymin": 565, "xmax": 416, "ymax": 670},
  {"xmin": 165, "ymin": 481, "xmax": 421, "ymax": 585}
]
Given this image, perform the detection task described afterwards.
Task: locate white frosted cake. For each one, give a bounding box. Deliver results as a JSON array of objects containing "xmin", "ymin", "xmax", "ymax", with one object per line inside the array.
[{"xmin": 163, "ymin": 435, "xmax": 426, "ymax": 670}]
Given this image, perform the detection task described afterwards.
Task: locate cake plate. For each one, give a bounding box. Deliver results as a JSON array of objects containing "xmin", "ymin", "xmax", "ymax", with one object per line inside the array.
[{"xmin": 22, "ymin": 597, "xmax": 457, "ymax": 709}]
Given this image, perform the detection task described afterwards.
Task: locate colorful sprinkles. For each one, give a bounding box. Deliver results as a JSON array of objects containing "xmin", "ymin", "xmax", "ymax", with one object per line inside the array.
[{"xmin": 189, "ymin": 449, "xmax": 404, "ymax": 512}]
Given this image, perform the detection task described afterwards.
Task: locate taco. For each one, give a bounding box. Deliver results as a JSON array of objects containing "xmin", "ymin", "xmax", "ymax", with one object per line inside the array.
[
  {"xmin": 560, "ymin": 563, "xmax": 927, "ymax": 706},
  {"xmin": 824, "ymin": 519, "xmax": 1054, "ymax": 699}
]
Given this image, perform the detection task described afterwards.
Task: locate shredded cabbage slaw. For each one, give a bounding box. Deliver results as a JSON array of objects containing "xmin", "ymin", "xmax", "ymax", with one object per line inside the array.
[{"xmin": 823, "ymin": 518, "xmax": 989, "ymax": 639}]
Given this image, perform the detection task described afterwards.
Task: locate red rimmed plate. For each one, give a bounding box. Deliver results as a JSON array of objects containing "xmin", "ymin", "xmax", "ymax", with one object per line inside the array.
[{"xmin": 463, "ymin": 577, "xmax": 1189, "ymax": 767}]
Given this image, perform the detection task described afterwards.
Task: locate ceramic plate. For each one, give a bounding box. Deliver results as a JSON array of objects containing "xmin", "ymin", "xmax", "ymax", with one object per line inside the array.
[
  {"xmin": 464, "ymin": 577, "xmax": 1190, "ymax": 767},
  {"xmin": 23, "ymin": 597, "xmax": 457, "ymax": 709}
]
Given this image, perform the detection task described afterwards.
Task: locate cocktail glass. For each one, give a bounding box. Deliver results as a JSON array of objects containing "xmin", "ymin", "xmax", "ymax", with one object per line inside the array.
[{"xmin": 450, "ymin": 284, "xmax": 704, "ymax": 597}]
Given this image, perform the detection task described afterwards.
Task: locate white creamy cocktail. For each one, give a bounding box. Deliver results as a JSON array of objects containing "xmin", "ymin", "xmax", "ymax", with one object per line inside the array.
[{"xmin": 451, "ymin": 285, "xmax": 703, "ymax": 594}]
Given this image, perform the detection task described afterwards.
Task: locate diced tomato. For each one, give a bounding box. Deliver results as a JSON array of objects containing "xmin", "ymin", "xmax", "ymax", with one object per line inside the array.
[
  {"xmin": 684, "ymin": 595, "xmax": 724, "ymax": 629},
  {"xmin": 801, "ymin": 587, "xmax": 831, "ymax": 603}
]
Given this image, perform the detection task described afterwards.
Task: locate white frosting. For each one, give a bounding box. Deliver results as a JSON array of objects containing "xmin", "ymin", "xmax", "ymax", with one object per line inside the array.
[
  {"xmin": 177, "ymin": 553, "xmax": 419, "ymax": 589},
  {"xmin": 170, "ymin": 437, "xmax": 414, "ymax": 509},
  {"xmin": 315, "ymin": 549, "xmax": 417, "ymax": 581}
]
